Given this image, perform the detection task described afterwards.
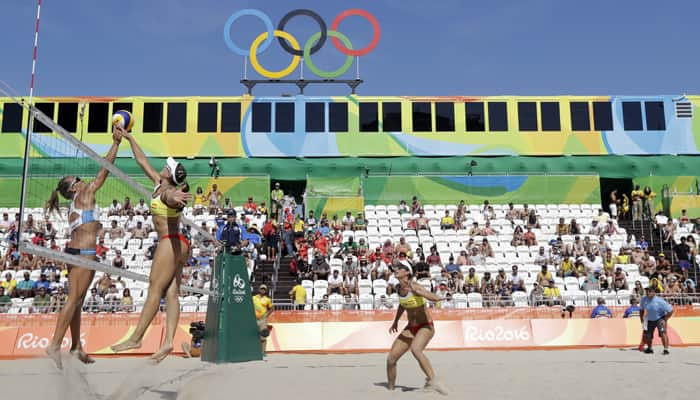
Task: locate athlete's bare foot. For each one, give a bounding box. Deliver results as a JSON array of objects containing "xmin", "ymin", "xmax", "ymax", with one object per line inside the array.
[
  {"xmin": 181, "ymin": 342, "xmax": 192, "ymax": 358},
  {"xmin": 110, "ymin": 339, "xmax": 142, "ymax": 353},
  {"xmin": 70, "ymin": 349, "xmax": 95, "ymax": 365},
  {"xmin": 424, "ymin": 379, "xmax": 448, "ymax": 396},
  {"xmin": 47, "ymin": 345, "xmax": 63, "ymax": 370},
  {"xmin": 387, "ymin": 383, "xmax": 395, "ymax": 391},
  {"xmin": 149, "ymin": 344, "xmax": 173, "ymax": 363}
]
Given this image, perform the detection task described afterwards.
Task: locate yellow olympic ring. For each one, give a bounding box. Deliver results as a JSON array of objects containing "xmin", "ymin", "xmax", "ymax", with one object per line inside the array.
[{"xmin": 249, "ymin": 30, "xmax": 301, "ymax": 79}]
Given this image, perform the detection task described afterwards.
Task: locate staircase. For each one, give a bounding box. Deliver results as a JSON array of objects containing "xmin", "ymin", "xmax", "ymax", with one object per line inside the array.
[
  {"xmin": 617, "ymin": 219, "xmax": 663, "ymax": 257},
  {"xmin": 252, "ymin": 255, "xmax": 295, "ymax": 303}
]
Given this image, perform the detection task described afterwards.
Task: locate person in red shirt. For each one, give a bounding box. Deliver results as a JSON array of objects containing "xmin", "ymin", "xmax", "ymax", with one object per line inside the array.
[
  {"xmin": 244, "ymin": 196, "xmax": 258, "ymax": 215},
  {"xmin": 313, "ymin": 231, "xmax": 329, "ymax": 256},
  {"xmin": 523, "ymin": 227, "xmax": 537, "ymax": 246}
]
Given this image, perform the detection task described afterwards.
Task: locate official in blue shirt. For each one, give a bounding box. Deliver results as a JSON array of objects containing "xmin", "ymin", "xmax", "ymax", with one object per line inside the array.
[
  {"xmin": 220, "ymin": 212, "xmax": 241, "ymax": 253},
  {"xmin": 623, "ymin": 297, "xmax": 641, "ymax": 318},
  {"xmin": 590, "ymin": 297, "xmax": 613, "ymax": 318},
  {"xmin": 640, "ymin": 286, "xmax": 673, "ymax": 355}
]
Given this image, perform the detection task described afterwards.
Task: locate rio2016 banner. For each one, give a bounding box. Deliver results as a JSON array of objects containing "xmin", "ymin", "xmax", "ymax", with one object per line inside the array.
[{"xmin": 224, "ymin": 9, "xmax": 380, "ymax": 79}]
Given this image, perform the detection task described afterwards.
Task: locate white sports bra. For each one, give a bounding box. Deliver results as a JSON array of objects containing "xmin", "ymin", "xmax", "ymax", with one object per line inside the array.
[{"xmin": 69, "ymin": 199, "xmax": 100, "ymax": 233}]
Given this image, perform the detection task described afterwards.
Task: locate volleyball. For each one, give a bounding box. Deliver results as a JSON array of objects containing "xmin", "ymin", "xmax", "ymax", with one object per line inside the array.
[{"xmin": 112, "ymin": 110, "xmax": 134, "ymax": 131}]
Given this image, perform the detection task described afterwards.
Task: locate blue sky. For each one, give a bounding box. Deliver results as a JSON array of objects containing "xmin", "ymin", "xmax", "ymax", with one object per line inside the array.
[{"xmin": 1, "ymin": 0, "xmax": 698, "ymax": 97}]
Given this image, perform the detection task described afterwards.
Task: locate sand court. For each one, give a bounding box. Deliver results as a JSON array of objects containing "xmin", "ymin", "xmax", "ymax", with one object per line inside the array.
[{"xmin": 1, "ymin": 348, "xmax": 697, "ymax": 400}]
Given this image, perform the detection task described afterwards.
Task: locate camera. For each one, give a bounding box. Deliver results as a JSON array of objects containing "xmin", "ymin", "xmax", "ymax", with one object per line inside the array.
[{"xmin": 189, "ymin": 321, "xmax": 206, "ymax": 346}]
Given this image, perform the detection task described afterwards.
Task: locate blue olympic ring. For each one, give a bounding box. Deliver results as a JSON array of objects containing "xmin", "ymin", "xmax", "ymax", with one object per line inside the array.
[{"xmin": 223, "ymin": 9, "xmax": 274, "ymax": 57}]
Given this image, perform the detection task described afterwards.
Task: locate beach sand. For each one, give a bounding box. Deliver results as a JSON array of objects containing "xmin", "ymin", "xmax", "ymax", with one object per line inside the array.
[{"xmin": 1, "ymin": 347, "xmax": 697, "ymax": 400}]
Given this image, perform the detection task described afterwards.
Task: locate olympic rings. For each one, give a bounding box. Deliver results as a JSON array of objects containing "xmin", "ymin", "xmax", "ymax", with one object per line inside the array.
[
  {"xmin": 223, "ymin": 8, "xmax": 380, "ymax": 79},
  {"xmin": 330, "ymin": 9, "xmax": 381, "ymax": 57},
  {"xmin": 223, "ymin": 9, "xmax": 274, "ymax": 57},
  {"xmin": 277, "ymin": 9, "xmax": 326, "ymax": 57},
  {"xmin": 304, "ymin": 31, "xmax": 353, "ymax": 79},
  {"xmin": 249, "ymin": 30, "xmax": 301, "ymax": 80}
]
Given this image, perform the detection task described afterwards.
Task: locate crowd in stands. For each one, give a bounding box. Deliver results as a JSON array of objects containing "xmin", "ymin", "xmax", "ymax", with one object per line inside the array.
[
  {"xmin": 283, "ymin": 197, "xmax": 699, "ymax": 311},
  {"xmin": 0, "ymin": 182, "xmax": 286, "ymax": 314}
]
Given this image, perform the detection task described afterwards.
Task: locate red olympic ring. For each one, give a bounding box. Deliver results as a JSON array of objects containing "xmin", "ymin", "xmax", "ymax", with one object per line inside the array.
[{"xmin": 330, "ymin": 9, "xmax": 381, "ymax": 57}]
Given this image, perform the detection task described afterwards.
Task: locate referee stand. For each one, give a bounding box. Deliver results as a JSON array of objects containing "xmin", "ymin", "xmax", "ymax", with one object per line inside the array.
[{"xmin": 202, "ymin": 253, "xmax": 263, "ymax": 363}]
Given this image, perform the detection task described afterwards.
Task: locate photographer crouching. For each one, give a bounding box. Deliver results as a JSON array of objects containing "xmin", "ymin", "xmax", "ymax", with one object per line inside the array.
[
  {"xmin": 253, "ymin": 284, "xmax": 273, "ymax": 357},
  {"xmin": 182, "ymin": 321, "xmax": 205, "ymax": 358}
]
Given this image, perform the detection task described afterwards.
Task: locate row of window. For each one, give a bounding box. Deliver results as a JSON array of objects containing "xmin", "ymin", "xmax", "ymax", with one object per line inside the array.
[{"xmin": 0, "ymin": 100, "xmax": 667, "ymax": 134}]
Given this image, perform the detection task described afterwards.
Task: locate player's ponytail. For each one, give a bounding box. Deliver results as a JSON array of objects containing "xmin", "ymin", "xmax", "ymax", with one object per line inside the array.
[{"xmin": 45, "ymin": 189, "xmax": 61, "ymax": 216}]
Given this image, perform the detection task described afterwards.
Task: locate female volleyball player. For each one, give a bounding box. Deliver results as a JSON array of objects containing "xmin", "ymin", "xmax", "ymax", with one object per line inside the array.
[
  {"xmin": 110, "ymin": 129, "xmax": 191, "ymax": 362},
  {"xmin": 387, "ymin": 261, "xmax": 446, "ymax": 394},
  {"xmin": 46, "ymin": 128, "xmax": 122, "ymax": 368}
]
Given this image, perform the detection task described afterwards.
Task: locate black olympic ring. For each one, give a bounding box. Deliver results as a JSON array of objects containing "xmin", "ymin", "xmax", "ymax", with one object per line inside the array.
[{"xmin": 276, "ymin": 9, "xmax": 327, "ymax": 57}]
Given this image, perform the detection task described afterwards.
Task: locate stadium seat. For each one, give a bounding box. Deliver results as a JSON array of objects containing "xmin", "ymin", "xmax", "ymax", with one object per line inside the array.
[
  {"xmin": 602, "ymin": 291, "xmax": 618, "ymax": 306},
  {"xmin": 328, "ymin": 294, "xmax": 343, "ymax": 311},
  {"xmin": 617, "ymin": 290, "xmax": 631, "ymax": 306},
  {"xmin": 359, "ymin": 293, "xmax": 374, "ymax": 310},
  {"xmin": 372, "ymin": 279, "xmax": 388, "ymax": 296},
  {"xmin": 512, "ymin": 291, "xmax": 528, "ymax": 307},
  {"xmin": 452, "ymin": 293, "xmax": 468, "ymax": 309},
  {"xmin": 358, "ymin": 279, "xmax": 372, "ymax": 296},
  {"xmin": 467, "ymin": 293, "xmax": 483, "ymax": 308}
]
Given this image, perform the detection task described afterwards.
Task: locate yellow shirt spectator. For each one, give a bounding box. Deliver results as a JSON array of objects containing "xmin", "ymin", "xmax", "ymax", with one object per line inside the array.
[
  {"xmin": 465, "ymin": 275, "xmax": 479, "ymax": 289},
  {"xmin": 193, "ymin": 193, "xmax": 206, "ymax": 207},
  {"xmin": 631, "ymin": 189, "xmax": 643, "ymax": 200},
  {"xmin": 441, "ymin": 216, "xmax": 454, "ymax": 226},
  {"xmin": 561, "ymin": 259, "xmax": 574, "ymax": 274},
  {"xmin": 543, "ymin": 286, "xmax": 561, "ymax": 297},
  {"xmin": 293, "ymin": 219, "xmax": 305, "ymax": 233},
  {"xmin": 290, "ymin": 284, "xmax": 307, "ymax": 305},
  {"xmin": 1, "ymin": 279, "xmax": 17, "ymax": 294},
  {"xmin": 253, "ymin": 294, "xmax": 273, "ymax": 319}
]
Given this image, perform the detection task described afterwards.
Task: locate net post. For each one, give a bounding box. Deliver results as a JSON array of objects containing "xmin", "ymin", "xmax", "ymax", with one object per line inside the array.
[{"xmin": 201, "ymin": 252, "xmax": 262, "ymax": 363}]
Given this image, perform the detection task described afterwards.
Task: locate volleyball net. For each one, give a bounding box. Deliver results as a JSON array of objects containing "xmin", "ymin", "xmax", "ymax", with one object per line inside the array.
[{"xmin": 0, "ymin": 83, "xmax": 217, "ymax": 296}]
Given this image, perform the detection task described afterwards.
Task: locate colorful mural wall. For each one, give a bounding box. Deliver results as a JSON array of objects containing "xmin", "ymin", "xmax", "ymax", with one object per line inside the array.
[
  {"xmin": 364, "ymin": 175, "xmax": 601, "ymax": 205},
  {"xmin": 0, "ymin": 95, "xmax": 697, "ymax": 158},
  {"xmin": 305, "ymin": 176, "xmax": 363, "ymax": 218},
  {"xmin": 1, "ymin": 176, "xmax": 270, "ymax": 208}
]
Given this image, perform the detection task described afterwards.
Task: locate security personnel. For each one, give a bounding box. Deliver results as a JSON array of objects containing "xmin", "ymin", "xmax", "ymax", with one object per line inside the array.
[{"xmin": 631, "ymin": 185, "xmax": 644, "ymax": 221}]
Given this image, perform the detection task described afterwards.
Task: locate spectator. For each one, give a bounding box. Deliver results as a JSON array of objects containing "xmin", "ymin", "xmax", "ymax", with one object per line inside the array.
[
  {"xmin": 640, "ymin": 286, "xmax": 673, "ymax": 355},
  {"xmin": 289, "ymin": 279, "xmax": 307, "ymax": 310},
  {"xmin": 464, "ymin": 267, "xmax": 479, "ymax": 293},
  {"xmin": 588, "ymin": 220, "xmax": 602, "ymax": 236},
  {"xmin": 481, "ymin": 222, "xmax": 498, "ymax": 236},
  {"xmin": 591, "ymin": 297, "xmax": 612, "ymax": 318},
  {"xmin": 341, "ymin": 211, "xmax": 355, "ymax": 231},
  {"xmin": 244, "ymin": 196, "xmax": 258, "ymax": 215},
  {"xmin": 112, "ymin": 249, "xmax": 126, "ymax": 269},
  {"xmin": 0, "ymin": 287, "xmax": 11, "ymax": 312},
  {"xmin": 31, "ymin": 287, "xmax": 51, "ymax": 313},
  {"xmin": 0, "ymin": 212, "xmax": 11, "ymax": 233},
  {"xmin": 344, "ymin": 269, "xmax": 358, "ymax": 297},
  {"xmin": 327, "ymin": 270, "xmax": 343, "ymax": 295},
  {"xmin": 508, "ymin": 265, "xmax": 525, "ymax": 292},
  {"xmin": 206, "ymin": 184, "xmax": 223, "ymax": 214},
  {"xmin": 258, "ymin": 201, "xmax": 268, "ymax": 217},
  {"xmin": 674, "ymin": 237, "xmax": 691, "ymax": 271},
  {"xmin": 440, "ymin": 211, "xmax": 454, "ymax": 230},
  {"xmin": 530, "ymin": 282, "xmax": 544, "ymax": 305},
  {"xmin": 120, "ymin": 288, "xmax": 134, "ymax": 312},
  {"xmin": 510, "ymin": 225, "xmax": 524, "ymax": 246},
  {"xmin": 134, "ymin": 198, "xmax": 149, "ymax": 216},
  {"xmin": 613, "ymin": 267, "xmax": 627, "ymax": 291},
  {"xmin": 479, "ymin": 238, "xmax": 494, "ymax": 258},
  {"xmin": 84, "ymin": 288, "xmax": 103, "ymax": 313},
  {"xmin": 605, "ymin": 220, "xmax": 618, "ymax": 235},
  {"xmin": 444, "ymin": 256, "xmax": 459, "ymax": 273},
  {"xmin": 555, "ymin": 218, "xmax": 569, "ymax": 235},
  {"xmin": 543, "ymin": 279, "xmax": 562, "ymax": 306},
  {"xmin": 523, "ymin": 227, "xmax": 536, "ymax": 247},
  {"xmin": 398, "ymin": 199, "xmax": 409, "ymax": 215},
  {"xmin": 413, "ymin": 256, "xmax": 429, "ymax": 279},
  {"xmin": 410, "ymin": 196, "xmax": 421, "ymax": 214},
  {"xmin": 2, "ymin": 272, "xmax": 16, "ymax": 297},
  {"xmin": 456, "ymin": 250, "xmax": 469, "ymax": 266},
  {"xmin": 623, "ymin": 297, "xmax": 641, "ymax": 318},
  {"xmin": 426, "ymin": 246, "xmax": 441, "ymax": 266},
  {"xmin": 103, "ymin": 285, "xmax": 121, "ymax": 312},
  {"xmin": 505, "ymin": 203, "xmax": 519, "ymax": 223},
  {"xmin": 354, "ymin": 212, "xmax": 366, "ymax": 231},
  {"xmin": 536, "ymin": 265, "xmax": 553, "ymax": 287},
  {"xmin": 108, "ymin": 199, "xmax": 122, "ymax": 216},
  {"xmin": 252, "ymin": 285, "xmax": 273, "ymax": 356},
  {"xmin": 270, "ymin": 182, "xmax": 284, "ymax": 216},
  {"xmin": 569, "ymin": 219, "xmax": 581, "ymax": 235},
  {"xmin": 369, "ymin": 255, "xmax": 389, "ymax": 281},
  {"xmin": 311, "ymin": 252, "xmax": 330, "ymax": 281},
  {"xmin": 468, "ymin": 222, "xmax": 481, "ymax": 237}
]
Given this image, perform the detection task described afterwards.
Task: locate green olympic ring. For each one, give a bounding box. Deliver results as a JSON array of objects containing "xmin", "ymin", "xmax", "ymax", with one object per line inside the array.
[{"xmin": 303, "ymin": 30, "xmax": 353, "ymax": 79}]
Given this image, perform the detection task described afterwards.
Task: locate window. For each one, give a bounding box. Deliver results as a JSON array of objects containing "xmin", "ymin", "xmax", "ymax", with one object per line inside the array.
[
  {"xmin": 275, "ymin": 103, "xmax": 294, "ymax": 132},
  {"xmin": 488, "ymin": 102, "xmax": 508, "ymax": 131},
  {"xmin": 88, "ymin": 103, "xmax": 109, "ymax": 133},
  {"xmin": 143, "ymin": 102, "xmax": 163, "ymax": 133},
  {"xmin": 305, "ymin": 102, "xmax": 325, "ymax": 132},
  {"xmin": 435, "ymin": 103, "xmax": 455, "ymax": 132},
  {"xmin": 221, "ymin": 102, "xmax": 241, "ymax": 132},
  {"xmin": 56, "ymin": 103, "xmax": 78, "ymax": 133},
  {"xmin": 593, "ymin": 101, "xmax": 613, "ymax": 131},
  {"xmin": 329, "ymin": 102, "xmax": 348, "ymax": 132},
  {"xmin": 540, "ymin": 102, "xmax": 560, "ymax": 131},
  {"xmin": 32, "ymin": 102, "xmax": 55, "ymax": 133},
  {"xmin": 382, "ymin": 102, "xmax": 402, "ymax": 132},
  {"xmin": 112, "ymin": 102, "xmax": 133, "ymax": 113},
  {"xmin": 465, "ymin": 102, "xmax": 485, "ymax": 132},
  {"xmin": 645, "ymin": 101, "xmax": 666, "ymax": 131},
  {"xmin": 412, "ymin": 102, "xmax": 432, "ymax": 132},
  {"xmin": 518, "ymin": 102, "xmax": 537, "ymax": 131},
  {"xmin": 622, "ymin": 101, "xmax": 643, "ymax": 131},
  {"xmin": 252, "ymin": 102, "xmax": 271, "ymax": 132},
  {"xmin": 359, "ymin": 102, "xmax": 378, "ymax": 132},
  {"xmin": 570, "ymin": 102, "xmax": 590, "ymax": 131},
  {"xmin": 167, "ymin": 102, "xmax": 187, "ymax": 133},
  {"xmin": 1, "ymin": 103, "xmax": 22, "ymax": 133},
  {"xmin": 197, "ymin": 102, "xmax": 218, "ymax": 133}
]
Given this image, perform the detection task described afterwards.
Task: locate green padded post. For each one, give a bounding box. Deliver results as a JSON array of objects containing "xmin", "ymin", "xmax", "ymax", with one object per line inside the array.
[{"xmin": 201, "ymin": 253, "xmax": 262, "ymax": 363}]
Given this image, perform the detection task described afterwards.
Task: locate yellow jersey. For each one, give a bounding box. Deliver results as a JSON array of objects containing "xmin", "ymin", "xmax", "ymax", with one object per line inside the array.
[
  {"xmin": 543, "ymin": 287, "xmax": 561, "ymax": 297},
  {"xmin": 398, "ymin": 290, "xmax": 426, "ymax": 309},
  {"xmin": 150, "ymin": 185, "xmax": 182, "ymax": 218},
  {"xmin": 252, "ymin": 295, "xmax": 273, "ymax": 319},
  {"xmin": 193, "ymin": 193, "xmax": 206, "ymax": 207},
  {"xmin": 631, "ymin": 190, "xmax": 643, "ymax": 200}
]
